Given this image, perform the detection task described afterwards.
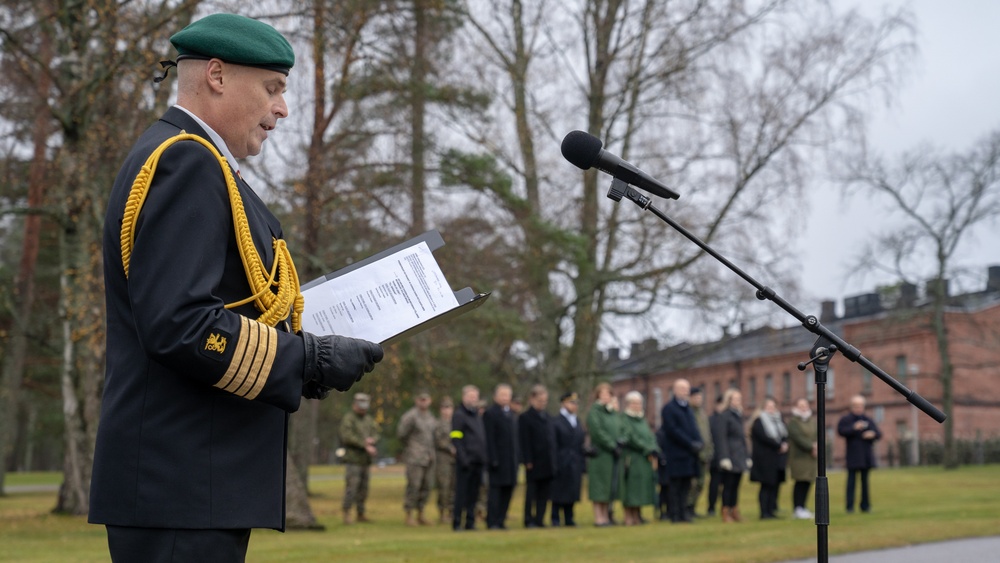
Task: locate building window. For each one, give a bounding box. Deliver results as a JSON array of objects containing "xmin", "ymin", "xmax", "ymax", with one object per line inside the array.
[
  {"xmin": 896, "ymin": 355, "xmax": 907, "ymax": 383},
  {"xmin": 748, "ymin": 377, "xmax": 757, "ymax": 406},
  {"xmin": 765, "ymin": 374, "xmax": 774, "ymax": 399},
  {"xmin": 874, "ymin": 406, "xmax": 885, "ymax": 424},
  {"xmin": 782, "ymin": 372, "xmax": 791, "ymax": 403},
  {"xmin": 714, "ymin": 381, "xmax": 722, "ymax": 404},
  {"xmin": 806, "ymin": 372, "xmax": 815, "ymax": 401},
  {"xmin": 826, "ymin": 369, "xmax": 835, "ymax": 399},
  {"xmin": 729, "ymin": 379, "xmax": 737, "ymax": 390},
  {"xmin": 862, "ymin": 366, "xmax": 873, "ymax": 396}
]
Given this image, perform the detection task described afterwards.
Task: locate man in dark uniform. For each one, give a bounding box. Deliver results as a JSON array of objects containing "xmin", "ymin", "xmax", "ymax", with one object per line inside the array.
[
  {"xmin": 550, "ymin": 392, "xmax": 585, "ymax": 527},
  {"xmin": 88, "ymin": 14, "xmax": 383, "ymax": 562},
  {"xmin": 519, "ymin": 384, "xmax": 557, "ymax": 528},
  {"xmin": 451, "ymin": 385, "xmax": 487, "ymax": 530},
  {"xmin": 483, "ymin": 383, "xmax": 518, "ymax": 530}
]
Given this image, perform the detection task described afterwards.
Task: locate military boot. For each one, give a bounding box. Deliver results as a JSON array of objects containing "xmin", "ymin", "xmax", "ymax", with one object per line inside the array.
[
  {"xmin": 417, "ymin": 509, "xmax": 431, "ymax": 526},
  {"xmin": 343, "ymin": 510, "xmax": 354, "ymax": 525},
  {"xmin": 405, "ymin": 510, "xmax": 417, "ymax": 527}
]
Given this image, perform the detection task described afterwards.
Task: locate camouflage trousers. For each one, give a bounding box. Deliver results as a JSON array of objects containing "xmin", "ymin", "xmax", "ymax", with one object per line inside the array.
[
  {"xmin": 688, "ymin": 461, "xmax": 708, "ymax": 508},
  {"xmin": 404, "ymin": 462, "xmax": 435, "ymax": 511},
  {"xmin": 343, "ymin": 463, "xmax": 371, "ymax": 514},
  {"xmin": 436, "ymin": 456, "xmax": 455, "ymax": 513}
]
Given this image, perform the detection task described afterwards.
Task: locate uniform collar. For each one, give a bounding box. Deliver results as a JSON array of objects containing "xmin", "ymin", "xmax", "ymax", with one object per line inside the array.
[{"xmin": 173, "ymin": 104, "xmax": 241, "ymax": 176}]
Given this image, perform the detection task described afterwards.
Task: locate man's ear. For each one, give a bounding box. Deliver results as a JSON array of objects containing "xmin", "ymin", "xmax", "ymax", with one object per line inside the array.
[{"xmin": 206, "ymin": 58, "xmax": 226, "ymax": 94}]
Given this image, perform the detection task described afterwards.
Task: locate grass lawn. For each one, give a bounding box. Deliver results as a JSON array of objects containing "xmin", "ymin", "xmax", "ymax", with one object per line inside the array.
[{"xmin": 2, "ymin": 464, "xmax": 998, "ymax": 562}]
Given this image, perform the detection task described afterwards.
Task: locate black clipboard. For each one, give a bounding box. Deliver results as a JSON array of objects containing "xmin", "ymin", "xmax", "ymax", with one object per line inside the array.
[{"xmin": 300, "ymin": 230, "xmax": 491, "ymax": 346}]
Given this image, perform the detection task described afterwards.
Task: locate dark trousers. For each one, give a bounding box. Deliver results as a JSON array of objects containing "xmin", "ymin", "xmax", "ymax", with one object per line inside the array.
[
  {"xmin": 551, "ymin": 502, "xmax": 575, "ymax": 526},
  {"xmin": 793, "ymin": 480, "xmax": 812, "ymax": 509},
  {"xmin": 721, "ymin": 472, "xmax": 742, "ymax": 507},
  {"xmin": 106, "ymin": 526, "xmax": 250, "ymax": 563},
  {"xmin": 523, "ymin": 478, "xmax": 551, "ymax": 527},
  {"xmin": 845, "ymin": 468, "xmax": 871, "ymax": 511},
  {"xmin": 707, "ymin": 466, "xmax": 722, "ymax": 512},
  {"xmin": 758, "ymin": 483, "xmax": 778, "ymax": 518},
  {"xmin": 657, "ymin": 483, "xmax": 670, "ymax": 519},
  {"xmin": 454, "ymin": 462, "xmax": 483, "ymax": 529},
  {"xmin": 486, "ymin": 483, "xmax": 514, "ymax": 528},
  {"xmin": 667, "ymin": 476, "xmax": 692, "ymax": 522}
]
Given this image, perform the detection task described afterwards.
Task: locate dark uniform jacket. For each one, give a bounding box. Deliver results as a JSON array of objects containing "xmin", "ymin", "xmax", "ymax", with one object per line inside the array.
[
  {"xmin": 660, "ymin": 398, "xmax": 703, "ymax": 478},
  {"xmin": 452, "ymin": 403, "xmax": 487, "ymax": 468},
  {"xmin": 518, "ymin": 406, "xmax": 557, "ymax": 481},
  {"xmin": 483, "ymin": 403, "xmax": 518, "ymax": 487},
  {"xmin": 89, "ymin": 108, "xmax": 308, "ymax": 531},
  {"xmin": 551, "ymin": 411, "xmax": 586, "ymax": 504},
  {"xmin": 837, "ymin": 412, "xmax": 882, "ymax": 469}
]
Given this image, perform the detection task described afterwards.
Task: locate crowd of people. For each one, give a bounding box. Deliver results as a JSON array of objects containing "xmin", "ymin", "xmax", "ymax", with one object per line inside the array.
[{"xmin": 339, "ymin": 381, "xmax": 884, "ymax": 531}]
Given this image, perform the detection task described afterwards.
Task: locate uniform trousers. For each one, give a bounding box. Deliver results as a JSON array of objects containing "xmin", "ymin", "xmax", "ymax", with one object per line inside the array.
[
  {"xmin": 436, "ymin": 455, "xmax": 455, "ymax": 514},
  {"xmin": 668, "ymin": 476, "xmax": 692, "ymax": 521},
  {"xmin": 106, "ymin": 526, "xmax": 250, "ymax": 563},
  {"xmin": 403, "ymin": 462, "xmax": 435, "ymax": 511},
  {"xmin": 343, "ymin": 463, "xmax": 371, "ymax": 514}
]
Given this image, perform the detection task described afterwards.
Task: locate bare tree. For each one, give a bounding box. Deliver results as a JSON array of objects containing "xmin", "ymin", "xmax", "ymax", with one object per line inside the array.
[
  {"xmin": 846, "ymin": 128, "xmax": 1000, "ymax": 468},
  {"xmin": 455, "ymin": 0, "xmax": 914, "ymax": 388}
]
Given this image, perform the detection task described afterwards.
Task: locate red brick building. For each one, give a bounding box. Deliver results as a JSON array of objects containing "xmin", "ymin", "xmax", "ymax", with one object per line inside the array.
[{"xmin": 607, "ymin": 268, "xmax": 1000, "ymax": 467}]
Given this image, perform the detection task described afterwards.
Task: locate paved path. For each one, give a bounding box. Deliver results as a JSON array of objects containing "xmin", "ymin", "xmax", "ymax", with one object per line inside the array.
[{"xmin": 782, "ymin": 535, "xmax": 1000, "ymax": 562}]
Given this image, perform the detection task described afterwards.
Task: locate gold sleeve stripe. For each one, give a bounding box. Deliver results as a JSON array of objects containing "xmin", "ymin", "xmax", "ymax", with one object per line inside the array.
[
  {"xmin": 214, "ymin": 316, "xmax": 278, "ymax": 400},
  {"xmin": 450, "ymin": 430, "xmax": 464, "ymax": 439}
]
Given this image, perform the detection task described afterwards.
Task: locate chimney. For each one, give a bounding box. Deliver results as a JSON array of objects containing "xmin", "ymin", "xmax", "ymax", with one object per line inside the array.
[
  {"xmin": 843, "ymin": 292, "xmax": 882, "ymax": 319},
  {"xmin": 630, "ymin": 342, "xmax": 643, "ymax": 358},
  {"xmin": 926, "ymin": 278, "xmax": 949, "ymax": 299},
  {"xmin": 988, "ymin": 266, "xmax": 1000, "ymax": 293},
  {"xmin": 899, "ymin": 282, "xmax": 918, "ymax": 308},
  {"xmin": 606, "ymin": 348, "xmax": 620, "ymax": 362},
  {"xmin": 820, "ymin": 300, "xmax": 837, "ymax": 322}
]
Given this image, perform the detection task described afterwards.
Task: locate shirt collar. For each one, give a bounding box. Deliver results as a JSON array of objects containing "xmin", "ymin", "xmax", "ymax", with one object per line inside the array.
[{"xmin": 173, "ymin": 104, "xmax": 240, "ymax": 176}]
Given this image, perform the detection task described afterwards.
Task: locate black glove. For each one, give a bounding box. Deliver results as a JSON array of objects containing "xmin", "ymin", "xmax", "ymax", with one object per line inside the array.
[
  {"xmin": 302, "ymin": 380, "xmax": 331, "ymax": 400},
  {"xmin": 691, "ymin": 440, "xmax": 704, "ymax": 453},
  {"xmin": 302, "ymin": 332, "xmax": 384, "ymax": 392}
]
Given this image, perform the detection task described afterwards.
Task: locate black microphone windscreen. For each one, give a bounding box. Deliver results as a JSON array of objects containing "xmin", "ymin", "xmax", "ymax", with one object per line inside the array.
[{"xmin": 561, "ymin": 130, "xmax": 603, "ymax": 171}]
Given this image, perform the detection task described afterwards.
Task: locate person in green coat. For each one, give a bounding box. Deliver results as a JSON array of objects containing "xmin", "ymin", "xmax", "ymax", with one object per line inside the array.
[
  {"xmin": 620, "ymin": 391, "xmax": 660, "ymax": 525},
  {"xmin": 586, "ymin": 382, "xmax": 623, "ymax": 527},
  {"xmin": 787, "ymin": 398, "xmax": 818, "ymax": 519}
]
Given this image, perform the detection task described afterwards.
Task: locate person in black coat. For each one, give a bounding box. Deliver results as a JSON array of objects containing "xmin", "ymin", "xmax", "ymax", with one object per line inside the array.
[
  {"xmin": 837, "ymin": 395, "xmax": 882, "ymax": 513},
  {"xmin": 452, "ymin": 385, "xmax": 488, "ymax": 530},
  {"xmin": 706, "ymin": 395, "xmax": 725, "ymax": 517},
  {"xmin": 659, "ymin": 379, "xmax": 704, "ymax": 523},
  {"xmin": 550, "ymin": 392, "xmax": 586, "ymax": 527},
  {"xmin": 519, "ymin": 385, "xmax": 558, "ymax": 528},
  {"xmin": 483, "ymin": 383, "xmax": 518, "ymax": 529},
  {"xmin": 714, "ymin": 389, "xmax": 749, "ymax": 523},
  {"xmin": 749, "ymin": 397, "xmax": 788, "ymax": 519}
]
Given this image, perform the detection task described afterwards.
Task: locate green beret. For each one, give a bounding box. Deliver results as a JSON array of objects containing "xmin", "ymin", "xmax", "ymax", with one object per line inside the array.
[{"xmin": 170, "ymin": 13, "xmax": 294, "ymax": 75}]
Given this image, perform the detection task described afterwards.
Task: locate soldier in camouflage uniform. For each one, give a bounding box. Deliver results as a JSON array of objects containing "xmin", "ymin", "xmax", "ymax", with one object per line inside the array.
[
  {"xmin": 398, "ymin": 391, "xmax": 438, "ymax": 526},
  {"xmin": 434, "ymin": 396, "xmax": 456, "ymax": 524},
  {"xmin": 340, "ymin": 393, "xmax": 380, "ymax": 524},
  {"xmin": 687, "ymin": 387, "xmax": 715, "ymax": 519}
]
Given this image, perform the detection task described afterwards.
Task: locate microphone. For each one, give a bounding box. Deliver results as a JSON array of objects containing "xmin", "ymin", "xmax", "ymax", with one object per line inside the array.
[{"xmin": 560, "ymin": 130, "xmax": 679, "ymax": 200}]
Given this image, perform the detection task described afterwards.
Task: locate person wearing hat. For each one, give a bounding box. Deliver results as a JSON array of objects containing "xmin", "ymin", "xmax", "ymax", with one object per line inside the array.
[
  {"xmin": 433, "ymin": 396, "xmax": 457, "ymax": 524},
  {"xmin": 397, "ymin": 391, "xmax": 437, "ymax": 526},
  {"xmin": 550, "ymin": 391, "xmax": 586, "ymax": 526},
  {"xmin": 340, "ymin": 393, "xmax": 381, "ymax": 524},
  {"xmin": 88, "ymin": 13, "xmax": 383, "ymax": 561},
  {"xmin": 686, "ymin": 385, "xmax": 714, "ymax": 519}
]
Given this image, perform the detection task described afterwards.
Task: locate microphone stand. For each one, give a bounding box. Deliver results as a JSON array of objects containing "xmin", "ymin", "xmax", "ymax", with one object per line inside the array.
[{"xmin": 605, "ymin": 178, "xmax": 946, "ymax": 563}]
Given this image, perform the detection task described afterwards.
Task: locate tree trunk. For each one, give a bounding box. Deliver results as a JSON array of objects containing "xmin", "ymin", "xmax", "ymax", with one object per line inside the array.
[
  {"xmin": 0, "ymin": 26, "xmax": 52, "ymax": 495},
  {"xmin": 284, "ymin": 452, "xmax": 323, "ymax": 529},
  {"xmin": 409, "ymin": 0, "xmax": 429, "ymax": 236},
  {"xmin": 929, "ymin": 275, "xmax": 956, "ymax": 468}
]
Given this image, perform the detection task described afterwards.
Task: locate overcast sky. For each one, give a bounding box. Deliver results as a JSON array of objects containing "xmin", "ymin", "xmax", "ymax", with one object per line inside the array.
[{"xmin": 799, "ymin": 0, "xmax": 1000, "ymax": 312}]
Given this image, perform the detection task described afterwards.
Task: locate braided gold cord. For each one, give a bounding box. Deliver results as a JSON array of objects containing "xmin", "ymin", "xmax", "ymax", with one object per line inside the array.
[{"xmin": 120, "ymin": 133, "xmax": 302, "ymax": 331}]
